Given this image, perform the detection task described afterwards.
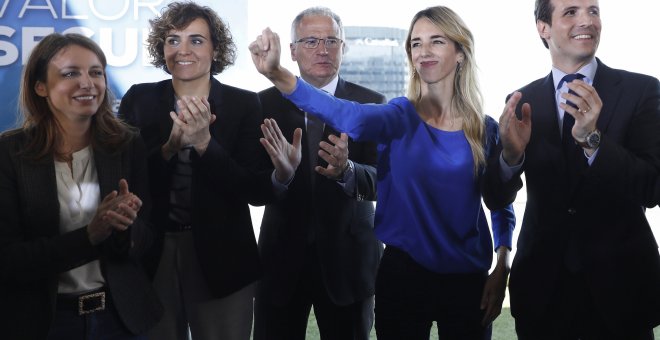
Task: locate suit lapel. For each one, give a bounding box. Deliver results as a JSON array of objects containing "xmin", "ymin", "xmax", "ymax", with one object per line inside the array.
[
  {"xmin": 208, "ymin": 78, "xmax": 224, "ymax": 123},
  {"xmin": 157, "ymin": 82, "xmax": 177, "ymax": 147},
  {"xmin": 592, "ymin": 59, "xmax": 622, "ymax": 133},
  {"xmin": 94, "ymin": 147, "xmax": 122, "ymax": 198},
  {"xmin": 20, "ymin": 156, "xmax": 59, "ymax": 236}
]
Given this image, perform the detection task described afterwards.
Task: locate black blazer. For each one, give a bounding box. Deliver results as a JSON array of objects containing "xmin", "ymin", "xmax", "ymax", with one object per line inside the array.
[
  {"xmin": 119, "ymin": 78, "xmax": 273, "ymax": 298},
  {"xmin": 0, "ymin": 131, "xmax": 162, "ymax": 339},
  {"xmin": 258, "ymin": 77, "xmax": 385, "ymax": 306},
  {"xmin": 484, "ymin": 59, "xmax": 660, "ymax": 331}
]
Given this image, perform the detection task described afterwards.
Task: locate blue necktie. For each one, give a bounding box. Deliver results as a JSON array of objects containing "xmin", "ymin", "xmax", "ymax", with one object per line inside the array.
[
  {"xmin": 558, "ymin": 73, "xmax": 586, "ymax": 273},
  {"xmin": 558, "ymin": 73, "xmax": 585, "ymax": 140}
]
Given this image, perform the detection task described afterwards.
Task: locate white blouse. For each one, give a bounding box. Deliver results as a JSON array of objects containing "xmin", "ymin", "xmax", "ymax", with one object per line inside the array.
[{"xmin": 54, "ymin": 146, "xmax": 105, "ymax": 293}]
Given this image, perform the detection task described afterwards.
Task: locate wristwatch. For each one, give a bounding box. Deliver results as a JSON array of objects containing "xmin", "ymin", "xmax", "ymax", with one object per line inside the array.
[
  {"xmin": 335, "ymin": 160, "xmax": 354, "ymax": 183},
  {"xmin": 575, "ymin": 129, "xmax": 601, "ymax": 149}
]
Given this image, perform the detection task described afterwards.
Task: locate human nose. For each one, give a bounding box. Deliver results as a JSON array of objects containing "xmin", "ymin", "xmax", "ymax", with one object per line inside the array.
[
  {"xmin": 178, "ymin": 41, "xmax": 192, "ymax": 54},
  {"xmin": 420, "ymin": 42, "xmax": 431, "ymax": 56},
  {"xmin": 317, "ymin": 40, "xmax": 329, "ymax": 54},
  {"xmin": 79, "ymin": 74, "xmax": 93, "ymax": 89},
  {"xmin": 577, "ymin": 10, "xmax": 593, "ymax": 27}
]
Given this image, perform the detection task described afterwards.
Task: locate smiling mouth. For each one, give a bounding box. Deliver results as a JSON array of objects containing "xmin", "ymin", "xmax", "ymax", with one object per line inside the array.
[
  {"xmin": 573, "ymin": 34, "xmax": 593, "ymax": 40},
  {"xmin": 74, "ymin": 95, "xmax": 95, "ymax": 101},
  {"xmin": 177, "ymin": 61, "xmax": 194, "ymax": 65}
]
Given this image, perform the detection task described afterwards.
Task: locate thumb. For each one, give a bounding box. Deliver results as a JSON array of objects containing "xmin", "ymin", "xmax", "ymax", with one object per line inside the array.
[
  {"xmin": 292, "ymin": 128, "xmax": 303, "ymax": 150},
  {"xmin": 521, "ymin": 103, "xmax": 532, "ymax": 124},
  {"xmin": 118, "ymin": 179, "xmax": 129, "ymax": 196}
]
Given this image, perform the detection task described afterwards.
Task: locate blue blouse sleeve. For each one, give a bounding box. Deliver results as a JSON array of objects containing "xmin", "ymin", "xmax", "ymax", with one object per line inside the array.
[
  {"xmin": 284, "ymin": 77, "xmax": 414, "ymax": 143},
  {"xmin": 484, "ymin": 115, "xmax": 516, "ymax": 250}
]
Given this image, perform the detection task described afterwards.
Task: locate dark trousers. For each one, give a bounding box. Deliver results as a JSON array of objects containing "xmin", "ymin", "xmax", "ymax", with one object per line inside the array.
[
  {"xmin": 515, "ymin": 267, "xmax": 654, "ymax": 340},
  {"xmin": 375, "ymin": 246, "xmax": 491, "ymax": 340},
  {"xmin": 253, "ymin": 246, "xmax": 374, "ymax": 340},
  {"xmin": 47, "ymin": 294, "xmax": 145, "ymax": 340}
]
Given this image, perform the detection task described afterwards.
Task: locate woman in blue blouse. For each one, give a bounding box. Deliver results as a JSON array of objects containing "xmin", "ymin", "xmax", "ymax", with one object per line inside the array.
[{"xmin": 251, "ymin": 6, "xmax": 514, "ymax": 340}]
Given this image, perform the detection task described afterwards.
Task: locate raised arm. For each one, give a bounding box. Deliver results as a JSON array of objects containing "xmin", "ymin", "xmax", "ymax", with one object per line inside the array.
[{"xmin": 249, "ymin": 28, "xmax": 298, "ymax": 94}]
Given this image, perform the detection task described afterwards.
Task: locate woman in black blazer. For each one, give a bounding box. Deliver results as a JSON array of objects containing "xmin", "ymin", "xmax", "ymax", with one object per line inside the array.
[
  {"xmin": 119, "ymin": 2, "xmax": 298, "ymax": 340},
  {"xmin": 0, "ymin": 33, "xmax": 161, "ymax": 339}
]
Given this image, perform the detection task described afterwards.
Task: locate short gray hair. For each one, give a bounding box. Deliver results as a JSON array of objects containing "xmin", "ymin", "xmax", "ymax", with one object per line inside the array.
[{"xmin": 290, "ymin": 6, "xmax": 344, "ymax": 42}]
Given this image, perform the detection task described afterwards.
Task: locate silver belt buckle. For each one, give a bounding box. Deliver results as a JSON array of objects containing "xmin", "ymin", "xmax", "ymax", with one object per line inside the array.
[{"xmin": 78, "ymin": 291, "xmax": 106, "ymax": 315}]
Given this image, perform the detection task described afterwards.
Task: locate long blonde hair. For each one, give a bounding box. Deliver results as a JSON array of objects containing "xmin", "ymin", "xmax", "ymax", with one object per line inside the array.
[{"xmin": 405, "ymin": 6, "xmax": 485, "ymax": 173}]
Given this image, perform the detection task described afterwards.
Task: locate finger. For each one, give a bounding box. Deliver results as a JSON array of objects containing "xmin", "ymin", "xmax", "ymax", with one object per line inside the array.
[
  {"xmin": 261, "ymin": 121, "xmax": 278, "ymax": 147},
  {"xmin": 101, "ymin": 190, "xmax": 118, "ymax": 205},
  {"xmin": 201, "ymin": 97, "xmax": 212, "ymax": 113},
  {"xmin": 267, "ymin": 118, "xmax": 286, "ymax": 142},
  {"xmin": 326, "ymin": 134, "xmax": 342, "ymax": 147},
  {"xmin": 170, "ymin": 110, "xmax": 185, "ymax": 127},
  {"xmin": 118, "ymin": 179, "xmax": 129, "ymax": 196},
  {"xmin": 314, "ymin": 165, "xmax": 333, "ymax": 177},
  {"xmin": 521, "ymin": 103, "xmax": 532, "ymax": 121},
  {"xmin": 104, "ymin": 210, "xmax": 133, "ymax": 229},
  {"xmin": 127, "ymin": 195, "xmax": 142, "ymax": 211},
  {"xmin": 292, "ymin": 128, "xmax": 302, "ymax": 150},
  {"xmin": 318, "ymin": 140, "xmax": 334, "ymax": 154},
  {"xmin": 188, "ymin": 96, "xmax": 209, "ymax": 119},
  {"xmin": 317, "ymin": 147, "xmax": 336, "ymax": 165},
  {"xmin": 504, "ymin": 92, "xmax": 522, "ymax": 116},
  {"xmin": 118, "ymin": 202, "xmax": 139, "ymax": 219},
  {"xmin": 261, "ymin": 29, "xmax": 271, "ymax": 51},
  {"xmin": 180, "ymin": 97, "xmax": 200, "ymax": 122},
  {"xmin": 259, "ymin": 137, "xmax": 278, "ymax": 157}
]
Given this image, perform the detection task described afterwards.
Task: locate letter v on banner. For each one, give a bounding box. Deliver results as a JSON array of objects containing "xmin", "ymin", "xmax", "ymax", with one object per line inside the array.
[{"xmin": 0, "ymin": 0, "xmax": 10, "ymax": 18}]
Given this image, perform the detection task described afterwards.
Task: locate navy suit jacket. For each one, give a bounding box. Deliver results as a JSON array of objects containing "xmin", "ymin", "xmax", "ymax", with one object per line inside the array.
[
  {"xmin": 484, "ymin": 59, "xmax": 660, "ymax": 330},
  {"xmin": 0, "ymin": 131, "xmax": 162, "ymax": 339},
  {"xmin": 257, "ymin": 78, "xmax": 385, "ymax": 306},
  {"xmin": 119, "ymin": 78, "xmax": 273, "ymax": 298}
]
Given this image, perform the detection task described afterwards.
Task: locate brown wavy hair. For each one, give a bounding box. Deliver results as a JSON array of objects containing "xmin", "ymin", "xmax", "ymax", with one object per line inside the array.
[
  {"xmin": 147, "ymin": 1, "xmax": 236, "ymax": 75},
  {"xmin": 18, "ymin": 33, "xmax": 135, "ymax": 161}
]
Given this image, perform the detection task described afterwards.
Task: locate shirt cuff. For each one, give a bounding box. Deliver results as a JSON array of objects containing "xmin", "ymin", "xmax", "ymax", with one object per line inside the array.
[
  {"xmin": 584, "ymin": 147, "xmax": 599, "ymax": 165},
  {"xmin": 336, "ymin": 160, "xmax": 356, "ymax": 196},
  {"xmin": 499, "ymin": 152, "xmax": 524, "ymax": 182},
  {"xmin": 271, "ymin": 170, "xmax": 293, "ymax": 195}
]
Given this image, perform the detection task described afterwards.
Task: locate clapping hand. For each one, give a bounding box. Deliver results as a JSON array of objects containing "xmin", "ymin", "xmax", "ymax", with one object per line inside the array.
[
  {"xmin": 316, "ymin": 133, "xmax": 349, "ymax": 180},
  {"xmin": 499, "ymin": 92, "xmax": 531, "ymax": 165},
  {"xmin": 260, "ymin": 118, "xmax": 302, "ymax": 183},
  {"xmin": 87, "ymin": 179, "xmax": 142, "ymax": 245}
]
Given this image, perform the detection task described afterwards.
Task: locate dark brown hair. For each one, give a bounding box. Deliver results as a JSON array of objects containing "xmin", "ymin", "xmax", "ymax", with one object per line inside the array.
[
  {"xmin": 535, "ymin": 0, "xmax": 554, "ymax": 48},
  {"xmin": 147, "ymin": 1, "xmax": 235, "ymax": 75},
  {"xmin": 19, "ymin": 33, "xmax": 135, "ymax": 161}
]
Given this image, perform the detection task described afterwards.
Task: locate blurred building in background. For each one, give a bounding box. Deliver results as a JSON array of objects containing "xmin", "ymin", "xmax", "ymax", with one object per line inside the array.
[{"xmin": 340, "ymin": 26, "xmax": 408, "ymax": 101}]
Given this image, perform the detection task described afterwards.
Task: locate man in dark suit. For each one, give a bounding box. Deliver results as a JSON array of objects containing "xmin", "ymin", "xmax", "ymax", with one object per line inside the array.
[
  {"xmin": 485, "ymin": 0, "xmax": 660, "ymax": 339},
  {"xmin": 253, "ymin": 7, "xmax": 385, "ymax": 340}
]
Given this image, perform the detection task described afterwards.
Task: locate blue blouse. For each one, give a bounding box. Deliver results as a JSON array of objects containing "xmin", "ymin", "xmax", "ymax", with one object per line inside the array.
[{"xmin": 285, "ymin": 78, "xmax": 515, "ymax": 273}]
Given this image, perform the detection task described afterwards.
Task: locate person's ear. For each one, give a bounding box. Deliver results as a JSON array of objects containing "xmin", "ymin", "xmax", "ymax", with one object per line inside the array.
[
  {"xmin": 290, "ymin": 43, "xmax": 297, "ymax": 62},
  {"xmin": 537, "ymin": 20, "xmax": 550, "ymax": 40},
  {"xmin": 35, "ymin": 81, "xmax": 48, "ymax": 97}
]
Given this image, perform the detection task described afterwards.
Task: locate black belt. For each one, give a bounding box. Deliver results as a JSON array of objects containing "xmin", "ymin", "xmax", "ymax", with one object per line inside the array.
[
  {"xmin": 164, "ymin": 219, "xmax": 192, "ymax": 232},
  {"xmin": 56, "ymin": 287, "xmax": 108, "ymax": 315}
]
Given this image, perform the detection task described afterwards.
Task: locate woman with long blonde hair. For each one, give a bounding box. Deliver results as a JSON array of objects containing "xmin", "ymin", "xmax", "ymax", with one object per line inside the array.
[{"xmin": 251, "ymin": 6, "xmax": 515, "ymax": 339}]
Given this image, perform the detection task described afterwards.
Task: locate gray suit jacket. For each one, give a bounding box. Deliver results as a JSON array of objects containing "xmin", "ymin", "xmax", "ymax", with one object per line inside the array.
[{"xmin": 0, "ymin": 130, "xmax": 162, "ymax": 339}]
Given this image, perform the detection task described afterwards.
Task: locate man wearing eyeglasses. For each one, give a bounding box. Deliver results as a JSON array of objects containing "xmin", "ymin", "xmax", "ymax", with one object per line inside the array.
[{"xmin": 253, "ymin": 6, "xmax": 386, "ymax": 340}]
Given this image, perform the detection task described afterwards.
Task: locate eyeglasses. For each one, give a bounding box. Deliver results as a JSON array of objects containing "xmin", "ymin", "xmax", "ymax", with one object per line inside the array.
[{"xmin": 294, "ymin": 37, "xmax": 343, "ymax": 49}]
